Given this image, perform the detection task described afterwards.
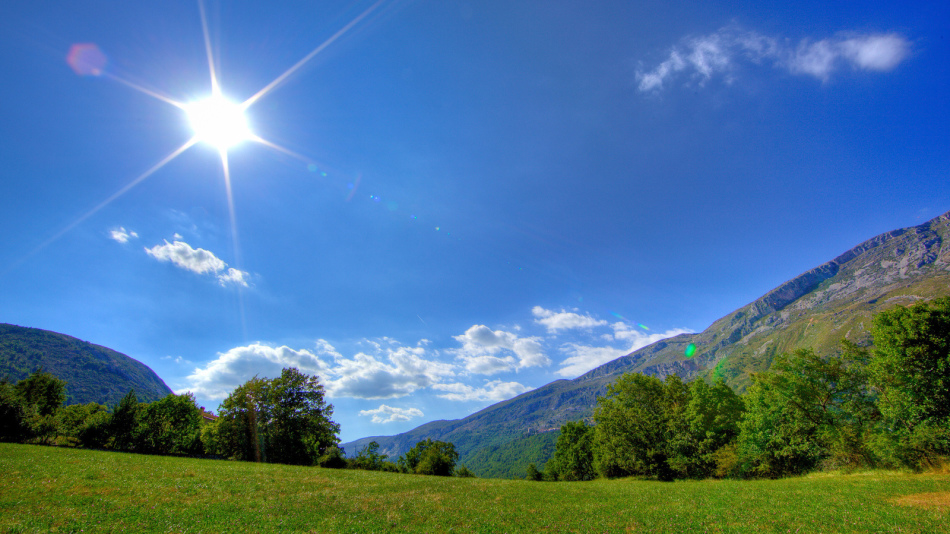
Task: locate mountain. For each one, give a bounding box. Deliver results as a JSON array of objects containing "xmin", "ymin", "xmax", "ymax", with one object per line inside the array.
[
  {"xmin": 343, "ymin": 211, "xmax": 950, "ymax": 477},
  {"xmin": 0, "ymin": 324, "xmax": 173, "ymax": 406}
]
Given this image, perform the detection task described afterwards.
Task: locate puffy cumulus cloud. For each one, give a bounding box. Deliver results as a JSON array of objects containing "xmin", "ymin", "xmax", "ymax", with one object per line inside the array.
[
  {"xmin": 432, "ymin": 380, "xmax": 532, "ymax": 402},
  {"xmin": 182, "ymin": 339, "xmax": 455, "ymax": 401},
  {"xmin": 637, "ymin": 27, "xmax": 910, "ymax": 91},
  {"xmin": 183, "ymin": 343, "xmax": 331, "ymax": 400},
  {"xmin": 109, "ymin": 227, "xmax": 139, "ymax": 244},
  {"xmin": 452, "ymin": 325, "xmax": 549, "ymax": 374},
  {"xmin": 327, "ymin": 345, "xmax": 455, "ymax": 399},
  {"xmin": 532, "ymin": 306, "xmax": 608, "ymax": 333},
  {"xmin": 145, "ymin": 238, "xmax": 249, "ymax": 287},
  {"xmin": 555, "ymin": 324, "xmax": 694, "ymax": 377},
  {"xmin": 359, "ymin": 404, "xmax": 424, "ymax": 424}
]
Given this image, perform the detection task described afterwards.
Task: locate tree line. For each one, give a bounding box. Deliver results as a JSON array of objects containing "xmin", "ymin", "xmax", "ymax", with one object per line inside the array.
[
  {"xmin": 529, "ymin": 298, "xmax": 950, "ymax": 481},
  {"xmin": 1, "ymin": 366, "xmax": 467, "ymax": 476}
]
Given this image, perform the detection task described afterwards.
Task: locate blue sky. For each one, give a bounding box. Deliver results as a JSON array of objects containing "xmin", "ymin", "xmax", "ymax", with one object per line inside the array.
[{"xmin": 0, "ymin": 0, "xmax": 946, "ymax": 443}]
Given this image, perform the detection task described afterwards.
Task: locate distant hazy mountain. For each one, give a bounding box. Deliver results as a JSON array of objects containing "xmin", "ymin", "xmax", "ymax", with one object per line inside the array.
[
  {"xmin": 0, "ymin": 324, "xmax": 173, "ymax": 406},
  {"xmin": 343, "ymin": 210, "xmax": 950, "ymax": 477}
]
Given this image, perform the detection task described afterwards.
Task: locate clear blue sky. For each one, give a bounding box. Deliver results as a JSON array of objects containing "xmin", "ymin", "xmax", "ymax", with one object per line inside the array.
[{"xmin": 1, "ymin": 0, "xmax": 946, "ymax": 443}]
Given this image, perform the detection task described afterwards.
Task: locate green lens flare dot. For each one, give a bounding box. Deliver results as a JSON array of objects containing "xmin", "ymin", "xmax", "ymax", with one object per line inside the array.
[{"xmin": 685, "ymin": 343, "xmax": 697, "ymax": 358}]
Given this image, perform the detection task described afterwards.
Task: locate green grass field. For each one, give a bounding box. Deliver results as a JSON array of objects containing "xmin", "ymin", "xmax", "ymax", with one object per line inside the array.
[{"xmin": 1, "ymin": 444, "xmax": 948, "ymax": 533}]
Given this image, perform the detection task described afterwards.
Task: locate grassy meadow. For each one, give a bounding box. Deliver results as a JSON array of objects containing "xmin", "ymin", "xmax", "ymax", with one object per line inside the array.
[{"xmin": 1, "ymin": 443, "xmax": 948, "ymax": 533}]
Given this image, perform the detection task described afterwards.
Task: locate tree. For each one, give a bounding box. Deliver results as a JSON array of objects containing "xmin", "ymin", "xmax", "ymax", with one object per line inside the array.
[
  {"xmin": 216, "ymin": 368, "xmax": 339, "ymax": 465},
  {"xmin": 0, "ymin": 378, "xmax": 31, "ymax": 443},
  {"xmin": 667, "ymin": 379, "xmax": 745, "ymax": 479},
  {"xmin": 547, "ymin": 421, "xmax": 595, "ymax": 481},
  {"xmin": 352, "ymin": 441, "xmax": 388, "ymax": 471},
  {"xmin": 869, "ymin": 298, "xmax": 950, "ymax": 467},
  {"xmin": 592, "ymin": 373, "xmax": 681, "ymax": 480},
  {"xmin": 398, "ymin": 439, "xmax": 459, "ymax": 476},
  {"xmin": 14, "ymin": 370, "xmax": 67, "ymax": 444},
  {"xmin": 59, "ymin": 402, "xmax": 108, "ymax": 447},
  {"xmin": 735, "ymin": 347, "xmax": 876, "ymax": 477},
  {"xmin": 524, "ymin": 463, "xmax": 543, "ymax": 481},
  {"xmin": 109, "ymin": 390, "xmax": 141, "ymax": 451},
  {"xmin": 14, "ymin": 370, "xmax": 66, "ymax": 417},
  {"xmin": 136, "ymin": 393, "xmax": 203, "ymax": 455}
]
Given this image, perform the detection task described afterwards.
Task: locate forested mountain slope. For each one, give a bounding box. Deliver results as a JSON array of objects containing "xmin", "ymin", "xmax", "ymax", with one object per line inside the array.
[
  {"xmin": 343, "ymin": 211, "xmax": 950, "ymax": 477},
  {"xmin": 0, "ymin": 324, "xmax": 172, "ymax": 405}
]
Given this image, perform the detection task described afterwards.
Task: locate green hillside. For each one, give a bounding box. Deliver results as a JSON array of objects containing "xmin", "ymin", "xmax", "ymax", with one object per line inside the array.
[
  {"xmin": 0, "ymin": 324, "xmax": 172, "ymax": 405},
  {"xmin": 344, "ymin": 210, "xmax": 950, "ymax": 477}
]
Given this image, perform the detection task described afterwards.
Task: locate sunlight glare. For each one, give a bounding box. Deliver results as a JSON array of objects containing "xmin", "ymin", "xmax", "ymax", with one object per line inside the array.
[{"xmin": 185, "ymin": 95, "xmax": 252, "ymax": 150}]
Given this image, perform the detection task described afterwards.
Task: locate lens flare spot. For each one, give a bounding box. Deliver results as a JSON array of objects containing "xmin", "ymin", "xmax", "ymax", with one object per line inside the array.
[
  {"xmin": 185, "ymin": 95, "xmax": 252, "ymax": 150},
  {"xmin": 685, "ymin": 343, "xmax": 697, "ymax": 358},
  {"xmin": 67, "ymin": 43, "xmax": 107, "ymax": 76}
]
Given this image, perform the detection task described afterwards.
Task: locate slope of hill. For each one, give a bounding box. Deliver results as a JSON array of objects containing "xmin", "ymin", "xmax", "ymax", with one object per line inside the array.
[
  {"xmin": 0, "ymin": 324, "xmax": 173, "ymax": 405},
  {"xmin": 343, "ymin": 210, "xmax": 950, "ymax": 477}
]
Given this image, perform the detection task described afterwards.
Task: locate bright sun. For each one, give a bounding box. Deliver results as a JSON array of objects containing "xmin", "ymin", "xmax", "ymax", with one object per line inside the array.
[{"xmin": 185, "ymin": 95, "xmax": 252, "ymax": 150}]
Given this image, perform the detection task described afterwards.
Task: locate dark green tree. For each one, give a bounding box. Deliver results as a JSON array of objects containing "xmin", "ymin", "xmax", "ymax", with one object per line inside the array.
[
  {"xmin": 136, "ymin": 393, "xmax": 204, "ymax": 455},
  {"xmin": 869, "ymin": 298, "xmax": 950, "ymax": 467},
  {"xmin": 0, "ymin": 378, "xmax": 31, "ymax": 443},
  {"xmin": 547, "ymin": 421, "xmax": 595, "ymax": 481},
  {"xmin": 398, "ymin": 439, "xmax": 459, "ymax": 476},
  {"xmin": 14, "ymin": 370, "xmax": 66, "ymax": 417},
  {"xmin": 216, "ymin": 368, "xmax": 339, "ymax": 465},
  {"xmin": 736, "ymin": 347, "xmax": 876, "ymax": 477},
  {"xmin": 59, "ymin": 402, "xmax": 108, "ymax": 446},
  {"xmin": 524, "ymin": 463, "xmax": 543, "ymax": 481},
  {"xmin": 109, "ymin": 390, "xmax": 142, "ymax": 451},
  {"xmin": 667, "ymin": 379, "xmax": 745, "ymax": 479},
  {"xmin": 593, "ymin": 373, "xmax": 682, "ymax": 480}
]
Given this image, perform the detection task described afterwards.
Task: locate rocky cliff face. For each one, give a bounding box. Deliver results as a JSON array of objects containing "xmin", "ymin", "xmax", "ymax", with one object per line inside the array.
[{"xmin": 342, "ymin": 211, "xmax": 950, "ymax": 474}]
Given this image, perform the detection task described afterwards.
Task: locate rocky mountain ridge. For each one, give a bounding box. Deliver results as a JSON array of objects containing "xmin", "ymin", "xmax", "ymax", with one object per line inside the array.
[{"xmin": 343, "ymin": 211, "xmax": 950, "ymax": 475}]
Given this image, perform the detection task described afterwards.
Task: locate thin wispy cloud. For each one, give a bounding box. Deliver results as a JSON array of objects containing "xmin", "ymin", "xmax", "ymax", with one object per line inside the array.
[
  {"xmin": 144, "ymin": 238, "xmax": 250, "ymax": 287},
  {"xmin": 638, "ymin": 27, "xmax": 911, "ymax": 92},
  {"xmin": 432, "ymin": 380, "xmax": 532, "ymax": 402},
  {"xmin": 109, "ymin": 227, "xmax": 138, "ymax": 244},
  {"xmin": 359, "ymin": 404, "xmax": 424, "ymax": 424},
  {"xmin": 532, "ymin": 306, "xmax": 608, "ymax": 333},
  {"xmin": 556, "ymin": 323, "xmax": 693, "ymax": 377}
]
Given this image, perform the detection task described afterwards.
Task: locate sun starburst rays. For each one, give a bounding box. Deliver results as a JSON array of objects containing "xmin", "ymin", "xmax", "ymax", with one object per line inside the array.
[{"xmin": 21, "ymin": 0, "xmax": 386, "ymax": 277}]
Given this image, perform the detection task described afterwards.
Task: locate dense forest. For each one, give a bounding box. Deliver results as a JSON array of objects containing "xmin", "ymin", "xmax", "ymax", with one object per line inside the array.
[{"xmin": 533, "ymin": 298, "xmax": 950, "ymax": 481}]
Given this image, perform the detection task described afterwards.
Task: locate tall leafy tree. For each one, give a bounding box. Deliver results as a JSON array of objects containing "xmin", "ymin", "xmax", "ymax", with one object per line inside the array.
[
  {"xmin": 0, "ymin": 378, "xmax": 31, "ymax": 443},
  {"xmin": 216, "ymin": 368, "xmax": 339, "ymax": 465},
  {"xmin": 667, "ymin": 379, "xmax": 745, "ymax": 478},
  {"xmin": 110, "ymin": 390, "xmax": 141, "ymax": 451},
  {"xmin": 136, "ymin": 393, "xmax": 204, "ymax": 455},
  {"xmin": 869, "ymin": 297, "xmax": 950, "ymax": 467},
  {"xmin": 547, "ymin": 421, "xmax": 595, "ymax": 481},
  {"xmin": 14, "ymin": 370, "xmax": 66, "ymax": 417},
  {"xmin": 592, "ymin": 373, "xmax": 682, "ymax": 480},
  {"xmin": 736, "ymin": 347, "xmax": 876, "ymax": 477}
]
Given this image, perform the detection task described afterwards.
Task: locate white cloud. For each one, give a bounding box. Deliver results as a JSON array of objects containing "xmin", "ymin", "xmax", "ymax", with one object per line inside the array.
[
  {"xmin": 181, "ymin": 339, "xmax": 455, "ymax": 402},
  {"xmin": 638, "ymin": 27, "xmax": 910, "ymax": 91},
  {"xmin": 555, "ymin": 324, "xmax": 693, "ymax": 377},
  {"xmin": 327, "ymin": 345, "xmax": 455, "ymax": 399},
  {"xmin": 432, "ymin": 380, "xmax": 532, "ymax": 402},
  {"xmin": 145, "ymin": 238, "xmax": 249, "ymax": 287},
  {"xmin": 452, "ymin": 325, "xmax": 550, "ymax": 374},
  {"xmin": 532, "ymin": 306, "xmax": 608, "ymax": 333},
  {"xmin": 182, "ymin": 343, "xmax": 331, "ymax": 400},
  {"xmin": 109, "ymin": 227, "xmax": 138, "ymax": 244},
  {"xmin": 359, "ymin": 404, "xmax": 424, "ymax": 424}
]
